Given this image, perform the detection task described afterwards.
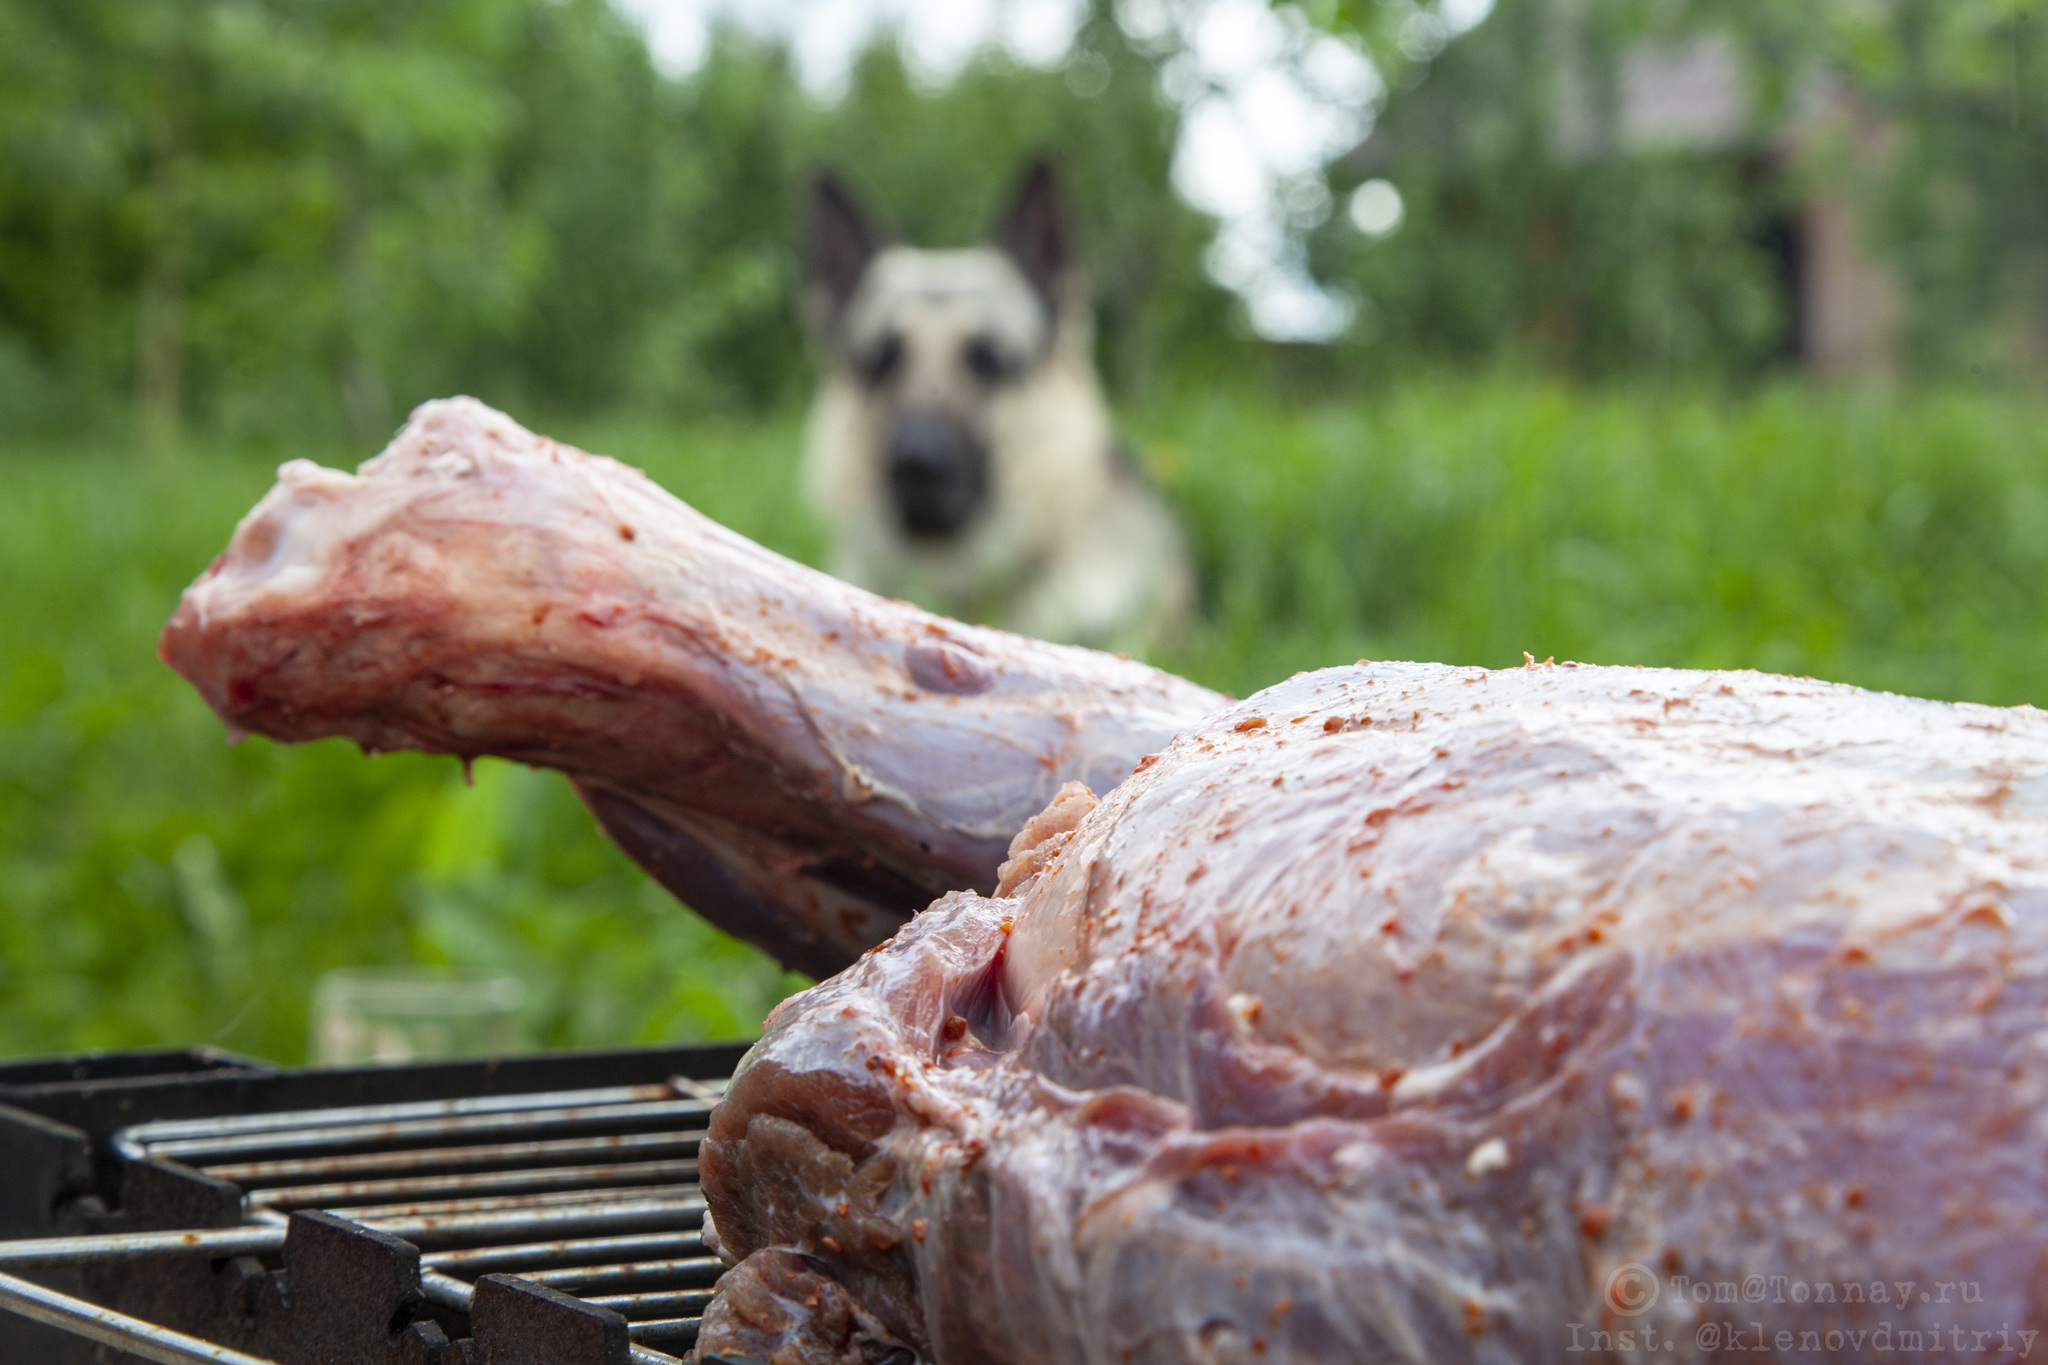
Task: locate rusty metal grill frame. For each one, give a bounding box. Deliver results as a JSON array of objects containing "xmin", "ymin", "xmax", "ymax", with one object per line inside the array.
[{"xmin": 0, "ymin": 1044, "xmax": 751, "ymax": 1365}]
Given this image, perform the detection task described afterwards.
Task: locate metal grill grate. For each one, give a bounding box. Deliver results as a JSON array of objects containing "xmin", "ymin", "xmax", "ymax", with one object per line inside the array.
[{"xmin": 0, "ymin": 1067, "xmax": 740, "ymax": 1365}]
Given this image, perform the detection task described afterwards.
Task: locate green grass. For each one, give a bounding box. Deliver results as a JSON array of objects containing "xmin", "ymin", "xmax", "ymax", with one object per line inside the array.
[
  {"xmin": 1144, "ymin": 380, "xmax": 2048, "ymax": 705},
  {"xmin": 0, "ymin": 413, "xmax": 819, "ymax": 1064},
  {"xmin": 4, "ymin": 379, "xmax": 2047, "ymax": 1064}
]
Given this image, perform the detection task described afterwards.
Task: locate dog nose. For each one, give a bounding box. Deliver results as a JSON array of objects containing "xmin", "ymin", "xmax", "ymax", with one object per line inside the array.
[{"xmin": 886, "ymin": 412, "xmax": 988, "ymax": 539}]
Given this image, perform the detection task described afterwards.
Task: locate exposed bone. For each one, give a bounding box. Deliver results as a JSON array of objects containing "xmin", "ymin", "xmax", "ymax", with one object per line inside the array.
[{"xmin": 159, "ymin": 398, "xmax": 1220, "ymax": 976}]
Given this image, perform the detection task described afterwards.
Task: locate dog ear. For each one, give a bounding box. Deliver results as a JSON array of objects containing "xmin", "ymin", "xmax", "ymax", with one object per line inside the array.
[
  {"xmin": 806, "ymin": 170, "xmax": 879, "ymax": 333},
  {"xmin": 994, "ymin": 157, "xmax": 1070, "ymax": 318}
]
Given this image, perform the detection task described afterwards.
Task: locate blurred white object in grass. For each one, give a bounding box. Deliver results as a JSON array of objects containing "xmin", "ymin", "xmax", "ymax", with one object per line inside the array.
[
  {"xmin": 312, "ymin": 966, "xmax": 525, "ymax": 1066},
  {"xmin": 1349, "ymin": 178, "xmax": 1404, "ymax": 237}
]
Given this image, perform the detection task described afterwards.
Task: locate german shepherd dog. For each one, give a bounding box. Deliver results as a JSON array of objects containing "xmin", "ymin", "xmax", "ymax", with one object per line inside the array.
[{"xmin": 800, "ymin": 160, "xmax": 1194, "ymax": 654}]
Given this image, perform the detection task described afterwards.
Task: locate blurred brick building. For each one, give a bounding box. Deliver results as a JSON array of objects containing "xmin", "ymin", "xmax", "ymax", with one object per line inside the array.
[{"xmin": 1554, "ymin": 31, "xmax": 1901, "ymax": 380}]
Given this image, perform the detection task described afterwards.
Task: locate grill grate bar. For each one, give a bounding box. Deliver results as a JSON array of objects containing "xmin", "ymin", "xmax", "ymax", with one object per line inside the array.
[
  {"xmin": 0, "ymin": 1227, "xmax": 288, "ymax": 1270},
  {"xmin": 138, "ymin": 1099, "xmax": 717, "ymax": 1162},
  {"xmin": 579, "ymin": 1289, "xmax": 717, "ymax": 1316},
  {"xmin": 420, "ymin": 1231, "xmax": 705, "ymax": 1273},
  {"xmin": 627, "ymin": 1318, "xmax": 700, "ymax": 1348},
  {"xmin": 115, "ymin": 1082, "xmax": 713, "ymax": 1150},
  {"xmin": 420, "ymin": 1269, "xmax": 684, "ymax": 1365},
  {"xmin": 0, "ymin": 1268, "xmax": 281, "ymax": 1365},
  {"xmin": 419, "ymin": 1267, "xmax": 476, "ymax": 1312},
  {"xmin": 246, "ymin": 1158, "xmax": 699, "ymax": 1209},
  {"xmin": 332, "ymin": 1183, "xmax": 698, "ymax": 1220},
  {"xmin": 357, "ymin": 1196, "xmax": 706, "ymax": 1246},
  {"xmin": 27, "ymin": 1068, "xmax": 741, "ymax": 1365},
  {"xmin": 513, "ymin": 1255, "xmax": 724, "ymax": 1291},
  {"xmin": 203, "ymin": 1129, "xmax": 703, "ymax": 1185}
]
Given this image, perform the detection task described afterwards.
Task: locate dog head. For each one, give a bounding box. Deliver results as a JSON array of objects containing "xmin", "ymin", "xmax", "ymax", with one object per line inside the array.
[{"xmin": 803, "ymin": 160, "xmax": 1083, "ymax": 543}]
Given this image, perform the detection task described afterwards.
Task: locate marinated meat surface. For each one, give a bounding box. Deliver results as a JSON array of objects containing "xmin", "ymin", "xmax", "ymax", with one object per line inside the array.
[
  {"xmin": 701, "ymin": 662, "xmax": 2048, "ymax": 1364},
  {"xmin": 158, "ymin": 397, "xmax": 1220, "ymax": 976},
  {"xmin": 159, "ymin": 399, "xmax": 2048, "ymax": 1362}
]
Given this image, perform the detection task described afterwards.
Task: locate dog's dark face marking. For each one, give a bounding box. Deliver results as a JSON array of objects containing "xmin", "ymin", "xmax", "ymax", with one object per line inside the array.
[
  {"xmin": 885, "ymin": 409, "xmax": 987, "ymax": 539},
  {"xmin": 856, "ymin": 316, "xmax": 1024, "ymax": 540},
  {"xmin": 806, "ymin": 162, "xmax": 1073, "ymax": 543}
]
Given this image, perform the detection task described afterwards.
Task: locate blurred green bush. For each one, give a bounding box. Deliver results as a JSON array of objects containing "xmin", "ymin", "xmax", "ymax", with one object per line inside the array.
[
  {"xmin": 1150, "ymin": 380, "xmax": 2048, "ymax": 704},
  {"xmin": 7, "ymin": 0, "xmax": 2043, "ymax": 441},
  {"xmin": 6, "ymin": 381, "xmax": 2048, "ymax": 1062},
  {"xmin": 1308, "ymin": 0, "xmax": 2048, "ymax": 379},
  {"xmin": 0, "ymin": 413, "xmax": 818, "ymax": 1062},
  {"xmin": 0, "ymin": 0, "xmax": 1231, "ymax": 448}
]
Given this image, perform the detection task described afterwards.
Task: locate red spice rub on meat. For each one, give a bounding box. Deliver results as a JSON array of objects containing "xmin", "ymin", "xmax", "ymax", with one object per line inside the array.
[{"xmin": 700, "ymin": 662, "xmax": 2048, "ymax": 1363}]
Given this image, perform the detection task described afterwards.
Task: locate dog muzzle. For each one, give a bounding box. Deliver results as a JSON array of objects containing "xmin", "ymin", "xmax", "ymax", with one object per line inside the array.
[{"xmin": 886, "ymin": 411, "xmax": 989, "ymax": 539}]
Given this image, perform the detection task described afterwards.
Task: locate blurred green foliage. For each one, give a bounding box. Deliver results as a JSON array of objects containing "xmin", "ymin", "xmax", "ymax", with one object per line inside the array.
[
  {"xmin": 0, "ymin": 0, "xmax": 1230, "ymax": 446},
  {"xmin": 1151, "ymin": 379, "xmax": 2048, "ymax": 704},
  {"xmin": 6, "ymin": 0, "xmax": 2043, "ymax": 439},
  {"xmin": 1308, "ymin": 0, "xmax": 2048, "ymax": 378},
  {"xmin": 0, "ymin": 415, "xmax": 817, "ymax": 1062},
  {"xmin": 7, "ymin": 382, "xmax": 2048, "ymax": 1060},
  {"xmin": 1320, "ymin": 3, "xmax": 1793, "ymax": 377}
]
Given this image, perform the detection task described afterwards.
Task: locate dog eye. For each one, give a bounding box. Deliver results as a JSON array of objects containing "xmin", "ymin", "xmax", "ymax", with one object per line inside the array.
[
  {"xmin": 862, "ymin": 333, "xmax": 903, "ymax": 386},
  {"xmin": 963, "ymin": 336, "xmax": 1008, "ymax": 384}
]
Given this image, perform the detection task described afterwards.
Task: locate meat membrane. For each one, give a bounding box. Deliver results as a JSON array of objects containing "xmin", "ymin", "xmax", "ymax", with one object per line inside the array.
[
  {"xmin": 158, "ymin": 399, "xmax": 2048, "ymax": 1361},
  {"xmin": 157, "ymin": 397, "xmax": 1219, "ymax": 977},
  {"xmin": 701, "ymin": 661, "xmax": 2048, "ymax": 1363}
]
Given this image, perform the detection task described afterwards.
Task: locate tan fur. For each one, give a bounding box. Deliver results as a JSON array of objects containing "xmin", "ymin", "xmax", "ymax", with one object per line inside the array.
[{"xmin": 804, "ymin": 244, "xmax": 1194, "ymax": 654}]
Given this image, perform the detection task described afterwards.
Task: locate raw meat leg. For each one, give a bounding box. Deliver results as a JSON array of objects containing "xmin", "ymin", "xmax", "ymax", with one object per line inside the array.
[
  {"xmin": 158, "ymin": 398, "xmax": 1220, "ymax": 976},
  {"xmin": 699, "ymin": 661, "xmax": 2048, "ymax": 1363}
]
